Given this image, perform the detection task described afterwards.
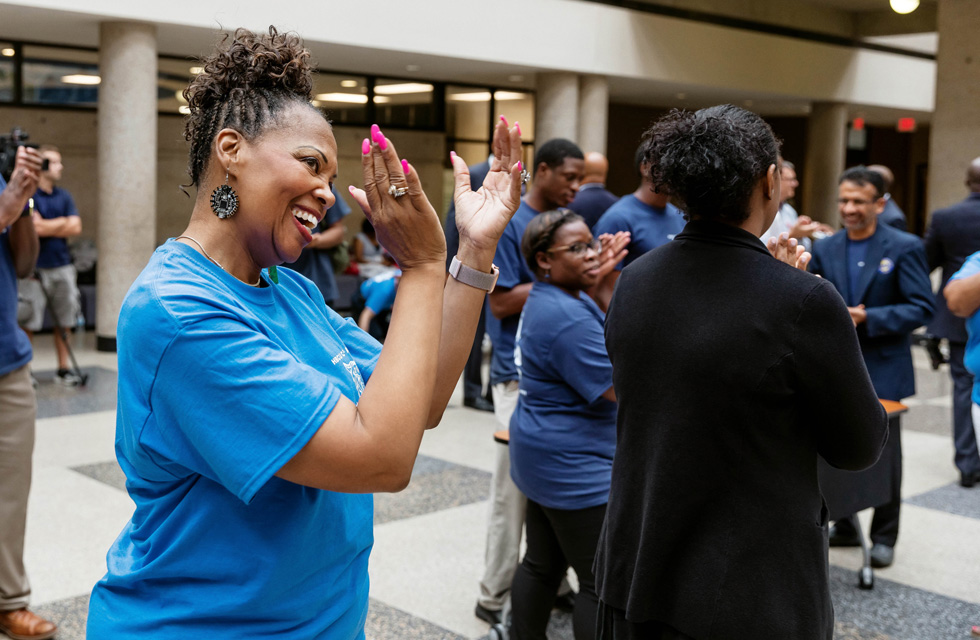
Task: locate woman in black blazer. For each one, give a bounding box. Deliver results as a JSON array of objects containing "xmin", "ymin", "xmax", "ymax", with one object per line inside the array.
[{"xmin": 594, "ymin": 105, "xmax": 889, "ymax": 640}]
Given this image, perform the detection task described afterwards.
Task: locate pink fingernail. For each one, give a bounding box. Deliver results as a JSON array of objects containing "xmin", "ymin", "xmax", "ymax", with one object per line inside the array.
[
  {"xmin": 348, "ymin": 185, "xmax": 356, "ymax": 193},
  {"xmin": 515, "ymin": 122, "xmax": 522, "ymax": 135},
  {"xmin": 370, "ymin": 124, "xmax": 381, "ymax": 139},
  {"xmin": 500, "ymin": 115, "xmax": 508, "ymax": 126},
  {"xmin": 450, "ymin": 151, "xmax": 457, "ymax": 162},
  {"xmin": 361, "ymin": 138, "xmax": 370, "ymax": 155},
  {"xmin": 517, "ymin": 161, "xmax": 523, "ymax": 172},
  {"xmin": 401, "ymin": 159, "xmax": 410, "ymax": 175}
]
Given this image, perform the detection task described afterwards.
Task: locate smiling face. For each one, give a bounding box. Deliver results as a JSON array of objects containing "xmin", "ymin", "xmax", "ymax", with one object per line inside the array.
[
  {"xmin": 838, "ymin": 179, "xmax": 883, "ymax": 240},
  {"xmin": 537, "ymin": 220, "xmax": 601, "ymax": 293},
  {"xmin": 231, "ymin": 105, "xmax": 338, "ymax": 267}
]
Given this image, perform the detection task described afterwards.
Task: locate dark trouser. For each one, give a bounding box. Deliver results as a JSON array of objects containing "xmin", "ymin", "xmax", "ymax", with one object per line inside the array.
[
  {"xmin": 595, "ymin": 602, "xmax": 697, "ymax": 640},
  {"xmin": 836, "ymin": 415, "xmax": 903, "ymax": 547},
  {"xmin": 463, "ymin": 302, "xmax": 489, "ymax": 401},
  {"xmin": 511, "ymin": 500, "xmax": 605, "ymax": 640},
  {"xmin": 949, "ymin": 342, "xmax": 980, "ymax": 476}
]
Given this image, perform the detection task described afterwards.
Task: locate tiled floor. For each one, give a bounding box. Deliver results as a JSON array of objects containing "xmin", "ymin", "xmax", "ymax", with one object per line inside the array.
[{"xmin": 10, "ymin": 333, "xmax": 980, "ymax": 639}]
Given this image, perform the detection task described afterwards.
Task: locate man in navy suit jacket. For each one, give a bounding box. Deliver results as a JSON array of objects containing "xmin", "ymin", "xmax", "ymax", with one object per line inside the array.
[
  {"xmin": 923, "ymin": 157, "xmax": 980, "ymax": 487},
  {"xmin": 869, "ymin": 164, "xmax": 908, "ymax": 231},
  {"xmin": 809, "ymin": 166, "xmax": 934, "ymax": 568},
  {"xmin": 568, "ymin": 151, "xmax": 618, "ymax": 229}
]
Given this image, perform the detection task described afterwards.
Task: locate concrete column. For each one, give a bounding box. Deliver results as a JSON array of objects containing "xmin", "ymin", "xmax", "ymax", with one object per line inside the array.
[
  {"xmin": 577, "ymin": 75, "xmax": 609, "ymax": 155},
  {"xmin": 535, "ymin": 72, "xmax": 579, "ymax": 145},
  {"xmin": 96, "ymin": 22, "xmax": 157, "ymax": 351},
  {"xmin": 927, "ymin": 0, "xmax": 980, "ymax": 216},
  {"xmin": 802, "ymin": 102, "xmax": 848, "ymax": 228}
]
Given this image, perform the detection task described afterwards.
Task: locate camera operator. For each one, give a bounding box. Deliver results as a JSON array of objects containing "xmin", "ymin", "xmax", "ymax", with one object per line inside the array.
[
  {"xmin": 18, "ymin": 145, "xmax": 84, "ymax": 386},
  {"xmin": 0, "ymin": 145, "xmax": 59, "ymax": 640}
]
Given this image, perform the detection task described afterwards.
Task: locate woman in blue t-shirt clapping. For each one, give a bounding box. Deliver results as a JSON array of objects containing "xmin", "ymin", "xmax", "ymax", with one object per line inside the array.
[{"xmin": 508, "ymin": 210, "xmax": 628, "ymax": 640}]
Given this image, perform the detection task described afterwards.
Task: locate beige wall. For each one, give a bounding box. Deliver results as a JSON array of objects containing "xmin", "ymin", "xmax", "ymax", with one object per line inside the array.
[{"xmin": 1, "ymin": 105, "xmax": 447, "ymax": 251}]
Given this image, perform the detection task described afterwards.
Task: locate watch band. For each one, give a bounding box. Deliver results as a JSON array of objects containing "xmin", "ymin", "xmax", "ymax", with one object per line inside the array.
[{"xmin": 449, "ymin": 256, "xmax": 499, "ymax": 293}]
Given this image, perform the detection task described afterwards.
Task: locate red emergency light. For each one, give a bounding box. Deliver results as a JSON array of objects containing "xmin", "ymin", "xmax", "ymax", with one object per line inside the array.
[
  {"xmin": 852, "ymin": 117, "xmax": 865, "ymax": 131},
  {"xmin": 897, "ymin": 117, "xmax": 917, "ymax": 132}
]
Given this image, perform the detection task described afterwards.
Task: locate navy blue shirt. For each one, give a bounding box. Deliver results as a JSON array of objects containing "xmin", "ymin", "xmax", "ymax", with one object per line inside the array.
[
  {"xmin": 568, "ymin": 183, "xmax": 619, "ymax": 230},
  {"xmin": 486, "ymin": 200, "xmax": 538, "ymax": 384},
  {"xmin": 846, "ymin": 237, "xmax": 872, "ymax": 307},
  {"xmin": 594, "ymin": 195, "xmax": 685, "ymax": 269},
  {"xmin": 33, "ymin": 185, "xmax": 78, "ymax": 269},
  {"xmin": 509, "ymin": 281, "xmax": 616, "ymax": 510},
  {"xmin": 0, "ymin": 175, "xmax": 34, "ymax": 376},
  {"xmin": 283, "ymin": 187, "xmax": 351, "ymax": 307}
]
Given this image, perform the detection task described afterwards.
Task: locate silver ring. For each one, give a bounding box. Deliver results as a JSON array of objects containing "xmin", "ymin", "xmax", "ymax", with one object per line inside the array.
[
  {"xmin": 520, "ymin": 170, "xmax": 531, "ymax": 185},
  {"xmin": 388, "ymin": 184, "xmax": 408, "ymax": 197}
]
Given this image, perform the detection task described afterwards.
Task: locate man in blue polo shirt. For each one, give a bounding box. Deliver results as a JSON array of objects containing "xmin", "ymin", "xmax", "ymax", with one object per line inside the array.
[
  {"xmin": 476, "ymin": 138, "xmax": 584, "ymax": 624},
  {"xmin": 18, "ymin": 145, "xmax": 83, "ymax": 386},
  {"xmin": 0, "ymin": 145, "xmax": 59, "ymax": 640},
  {"xmin": 594, "ymin": 143, "xmax": 686, "ymax": 285}
]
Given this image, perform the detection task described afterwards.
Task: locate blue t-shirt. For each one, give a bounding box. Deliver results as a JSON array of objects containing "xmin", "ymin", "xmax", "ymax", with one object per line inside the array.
[
  {"xmin": 509, "ymin": 281, "xmax": 617, "ymax": 510},
  {"xmin": 593, "ymin": 195, "xmax": 685, "ymax": 269},
  {"xmin": 87, "ymin": 240, "xmax": 382, "ymax": 640},
  {"xmin": 951, "ymin": 251, "xmax": 980, "ymax": 404},
  {"xmin": 360, "ymin": 269, "xmax": 400, "ymax": 313},
  {"xmin": 486, "ymin": 200, "xmax": 538, "ymax": 384},
  {"xmin": 283, "ymin": 187, "xmax": 351, "ymax": 306},
  {"xmin": 0, "ymin": 175, "xmax": 33, "ymax": 376},
  {"xmin": 33, "ymin": 185, "xmax": 78, "ymax": 269},
  {"xmin": 845, "ymin": 237, "xmax": 872, "ymax": 307}
]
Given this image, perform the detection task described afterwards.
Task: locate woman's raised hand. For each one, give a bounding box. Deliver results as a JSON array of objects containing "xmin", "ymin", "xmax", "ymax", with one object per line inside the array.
[
  {"xmin": 767, "ymin": 232, "xmax": 811, "ymax": 271},
  {"xmin": 451, "ymin": 117, "xmax": 524, "ymax": 259},
  {"xmin": 597, "ymin": 231, "xmax": 630, "ymax": 280},
  {"xmin": 349, "ymin": 124, "xmax": 446, "ymax": 271}
]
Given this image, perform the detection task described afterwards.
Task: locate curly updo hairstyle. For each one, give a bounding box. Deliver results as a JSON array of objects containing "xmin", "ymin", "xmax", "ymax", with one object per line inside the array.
[
  {"xmin": 521, "ymin": 209, "xmax": 584, "ymax": 275},
  {"xmin": 182, "ymin": 26, "xmax": 320, "ymax": 188},
  {"xmin": 641, "ymin": 104, "xmax": 780, "ymax": 224}
]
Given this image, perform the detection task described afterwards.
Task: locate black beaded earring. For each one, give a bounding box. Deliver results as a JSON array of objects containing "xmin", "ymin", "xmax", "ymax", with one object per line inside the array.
[{"xmin": 210, "ymin": 169, "xmax": 239, "ymax": 219}]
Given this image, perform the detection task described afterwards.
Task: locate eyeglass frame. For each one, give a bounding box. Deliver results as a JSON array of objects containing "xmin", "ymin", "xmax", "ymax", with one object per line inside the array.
[{"xmin": 545, "ymin": 238, "xmax": 601, "ymax": 256}]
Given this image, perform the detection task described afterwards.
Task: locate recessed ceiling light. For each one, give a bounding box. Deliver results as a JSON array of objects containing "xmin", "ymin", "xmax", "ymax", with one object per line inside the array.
[
  {"xmin": 314, "ymin": 92, "xmax": 368, "ymax": 104},
  {"xmin": 61, "ymin": 74, "xmax": 101, "ymax": 85},
  {"xmin": 744, "ymin": 99, "xmax": 754, "ymax": 107},
  {"xmin": 374, "ymin": 82, "xmax": 433, "ymax": 95},
  {"xmin": 340, "ymin": 79, "xmax": 359, "ymax": 88},
  {"xmin": 890, "ymin": 0, "xmax": 919, "ymax": 14},
  {"xmin": 405, "ymin": 64, "xmax": 421, "ymax": 72},
  {"xmin": 508, "ymin": 75, "xmax": 524, "ymax": 83},
  {"xmin": 676, "ymin": 92, "xmax": 686, "ymax": 100},
  {"xmin": 1, "ymin": 48, "xmax": 14, "ymax": 57}
]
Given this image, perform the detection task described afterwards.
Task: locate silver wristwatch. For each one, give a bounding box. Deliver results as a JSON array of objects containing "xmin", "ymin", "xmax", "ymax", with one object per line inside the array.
[{"xmin": 449, "ymin": 256, "xmax": 499, "ymax": 293}]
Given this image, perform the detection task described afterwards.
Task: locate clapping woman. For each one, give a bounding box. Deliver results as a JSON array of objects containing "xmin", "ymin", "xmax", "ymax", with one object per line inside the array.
[
  {"xmin": 86, "ymin": 27, "xmax": 523, "ymax": 639},
  {"xmin": 507, "ymin": 209, "xmax": 628, "ymax": 640}
]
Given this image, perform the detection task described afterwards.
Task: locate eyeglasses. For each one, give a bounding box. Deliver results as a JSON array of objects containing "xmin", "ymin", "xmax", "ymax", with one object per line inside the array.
[{"xmin": 547, "ymin": 238, "xmax": 601, "ymax": 255}]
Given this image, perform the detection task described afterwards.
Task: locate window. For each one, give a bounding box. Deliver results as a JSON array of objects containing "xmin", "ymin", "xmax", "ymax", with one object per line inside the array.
[
  {"xmin": 313, "ymin": 73, "xmax": 369, "ymax": 124},
  {"xmin": 23, "ymin": 45, "xmax": 99, "ymax": 106},
  {"xmin": 0, "ymin": 43, "xmax": 14, "ymax": 102},
  {"xmin": 374, "ymin": 78, "xmax": 436, "ymax": 129},
  {"xmin": 158, "ymin": 58, "xmax": 196, "ymax": 115}
]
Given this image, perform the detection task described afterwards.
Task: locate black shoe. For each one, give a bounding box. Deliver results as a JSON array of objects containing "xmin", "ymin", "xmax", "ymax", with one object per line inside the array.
[
  {"xmin": 828, "ymin": 524, "xmax": 861, "ymax": 547},
  {"xmin": 474, "ymin": 603, "xmax": 502, "ymax": 625},
  {"xmin": 554, "ymin": 591, "xmax": 575, "ymax": 613},
  {"xmin": 960, "ymin": 471, "xmax": 980, "ymax": 488},
  {"xmin": 464, "ymin": 396, "xmax": 495, "ymax": 412},
  {"xmin": 869, "ymin": 543, "xmax": 894, "ymax": 568}
]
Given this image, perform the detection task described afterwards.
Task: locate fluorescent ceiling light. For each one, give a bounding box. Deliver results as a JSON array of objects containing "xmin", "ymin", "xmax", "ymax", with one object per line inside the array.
[
  {"xmin": 61, "ymin": 74, "xmax": 101, "ymax": 85},
  {"xmin": 340, "ymin": 79, "xmax": 359, "ymax": 88},
  {"xmin": 374, "ymin": 82, "xmax": 433, "ymax": 95},
  {"xmin": 373, "ymin": 96, "xmax": 391, "ymax": 104},
  {"xmin": 315, "ymin": 92, "xmax": 368, "ymax": 104},
  {"xmin": 1, "ymin": 48, "xmax": 14, "ymax": 57},
  {"xmin": 493, "ymin": 91, "xmax": 525, "ymax": 101},
  {"xmin": 449, "ymin": 91, "xmax": 492, "ymax": 102},
  {"xmin": 179, "ymin": 105, "xmax": 191, "ymax": 115},
  {"xmin": 890, "ymin": 0, "xmax": 919, "ymax": 14},
  {"xmin": 189, "ymin": 66, "xmax": 204, "ymax": 75}
]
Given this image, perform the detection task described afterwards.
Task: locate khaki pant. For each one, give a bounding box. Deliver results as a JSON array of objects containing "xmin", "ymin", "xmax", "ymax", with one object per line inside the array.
[
  {"xmin": 478, "ymin": 380, "xmax": 525, "ymax": 611},
  {"xmin": 0, "ymin": 364, "xmax": 35, "ymax": 610}
]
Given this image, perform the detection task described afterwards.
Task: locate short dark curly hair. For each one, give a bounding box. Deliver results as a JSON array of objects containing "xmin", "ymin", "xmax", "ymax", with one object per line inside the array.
[
  {"xmin": 521, "ymin": 208, "xmax": 584, "ymax": 275},
  {"xmin": 839, "ymin": 166, "xmax": 885, "ymax": 198},
  {"xmin": 641, "ymin": 105, "xmax": 780, "ymax": 224},
  {"xmin": 182, "ymin": 26, "xmax": 321, "ymax": 188},
  {"xmin": 532, "ymin": 139, "xmax": 584, "ymax": 177}
]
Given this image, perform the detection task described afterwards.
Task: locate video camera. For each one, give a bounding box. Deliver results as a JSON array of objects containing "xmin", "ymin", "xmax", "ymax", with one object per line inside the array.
[{"xmin": 0, "ymin": 127, "xmax": 48, "ymax": 182}]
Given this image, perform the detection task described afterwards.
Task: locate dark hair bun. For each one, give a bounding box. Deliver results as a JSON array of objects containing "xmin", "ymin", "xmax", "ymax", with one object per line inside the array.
[{"xmin": 182, "ymin": 26, "xmax": 318, "ymax": 187}]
